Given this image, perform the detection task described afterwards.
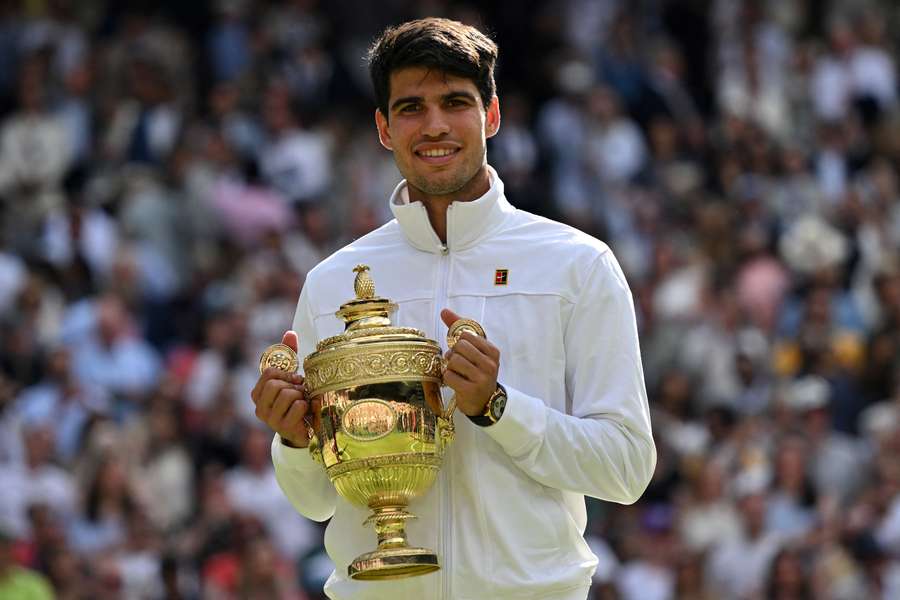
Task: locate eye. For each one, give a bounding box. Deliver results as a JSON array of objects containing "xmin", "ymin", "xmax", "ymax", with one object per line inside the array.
[{"xmin": 398, "ymin": 103, "xmax": 421, "ymax": 114}]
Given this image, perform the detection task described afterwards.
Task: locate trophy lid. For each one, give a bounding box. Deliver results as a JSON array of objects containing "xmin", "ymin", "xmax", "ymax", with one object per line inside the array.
[
  {"xmin": 334, "ymin": 265, "xmax": 399, "ymax": 331},
  {"xmin": 303, "ymin": 265, "xmax": 442, "ymax": 396},
  {"xmin": 314, "ymin": 265, "xmax": 429, "ymax": 350}
]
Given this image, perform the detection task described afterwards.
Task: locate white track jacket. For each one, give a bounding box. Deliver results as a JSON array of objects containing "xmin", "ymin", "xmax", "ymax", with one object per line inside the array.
[{"xmin": 272, "ymin": 168, "xmax": 656, "ymax": 600}]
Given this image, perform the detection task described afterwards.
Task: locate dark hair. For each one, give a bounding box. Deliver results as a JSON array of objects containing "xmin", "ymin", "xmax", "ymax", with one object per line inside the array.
[
  {"xmin": 84, "ymin": 455, "xmax": 136, "ymax": 523},
  {"xmin": 367, "ymin": 18, "xmax": 498, "ymax": 119}
]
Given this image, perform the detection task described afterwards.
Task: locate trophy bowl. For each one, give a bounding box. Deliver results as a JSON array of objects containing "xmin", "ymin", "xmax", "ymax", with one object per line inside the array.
[{"xmin": 262, "ymin": 265, "xmax": 482, "ymax": 581}]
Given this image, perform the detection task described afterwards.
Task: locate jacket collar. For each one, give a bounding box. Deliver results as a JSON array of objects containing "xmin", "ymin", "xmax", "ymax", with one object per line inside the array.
[{"xmin": 389, "ymin": 165, "xmax": 515, "ymax": 253}]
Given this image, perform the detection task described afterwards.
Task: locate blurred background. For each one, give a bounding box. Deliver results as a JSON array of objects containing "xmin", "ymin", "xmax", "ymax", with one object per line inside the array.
[{"xmin": 0, "ymin": 0, "xmax": 899, "ymax": 598}]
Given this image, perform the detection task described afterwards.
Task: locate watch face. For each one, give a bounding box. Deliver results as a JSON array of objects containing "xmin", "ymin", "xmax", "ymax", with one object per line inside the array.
[{"xmin": 490, "ymin": 394, "xmax": 507, "ymax": 421}]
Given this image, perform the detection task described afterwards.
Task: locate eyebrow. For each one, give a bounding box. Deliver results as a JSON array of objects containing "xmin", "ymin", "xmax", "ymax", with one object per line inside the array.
[{"xmin": 390, "ymin": 90, "xmax": 479, "ymax": 112}]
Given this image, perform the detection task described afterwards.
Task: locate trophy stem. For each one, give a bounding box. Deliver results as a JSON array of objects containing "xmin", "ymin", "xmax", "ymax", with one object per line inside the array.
[
  {"xmin": 368, "ymin": 505, "xmax": 413, "ymax": 549},
  {"xmin": 348, "ymin": 505, "xmax": 440, "ymax": 580}
]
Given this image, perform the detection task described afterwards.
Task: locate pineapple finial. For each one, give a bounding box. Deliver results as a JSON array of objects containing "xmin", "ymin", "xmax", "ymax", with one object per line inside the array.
[{"xmin": 353, "ymin": 265, "xmax": 375, "ymax": 299}]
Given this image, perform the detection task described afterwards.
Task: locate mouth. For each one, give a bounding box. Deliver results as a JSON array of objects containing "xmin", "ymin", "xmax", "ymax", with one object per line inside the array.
[{"xmin": 414, "ymin": 146, "xmax": 461, "ymax": 165}]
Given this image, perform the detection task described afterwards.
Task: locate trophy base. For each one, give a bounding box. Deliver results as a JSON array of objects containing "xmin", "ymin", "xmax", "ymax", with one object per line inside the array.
[{"xmin": 348, "ymin": 546, "xmax": 440, "ymax": 580}]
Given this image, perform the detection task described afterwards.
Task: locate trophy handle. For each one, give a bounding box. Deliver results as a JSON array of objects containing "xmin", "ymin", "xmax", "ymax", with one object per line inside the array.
[
  {"xmin": 308, "ymin": 431, "xmax": 324, "ymax": 465},
  {"xmin": 438, "ymin": 361, "xmax": 458, "ymax": 422},
  {"xmin": 437, "ymin": 399, "xmax": 456, "ymax": 448},
  {"xmin": 441, "ymin": 395, "xmax": 457, "ymax": 421}
]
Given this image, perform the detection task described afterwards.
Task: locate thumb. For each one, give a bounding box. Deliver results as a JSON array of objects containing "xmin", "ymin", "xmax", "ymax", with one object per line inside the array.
[
  {"xmin": 440, "ymin": 308, "xmax": 462, "ymax": 329},
  {"xmin": 281, "ymin": 330, "xmax": 299, "ymax": 353}
]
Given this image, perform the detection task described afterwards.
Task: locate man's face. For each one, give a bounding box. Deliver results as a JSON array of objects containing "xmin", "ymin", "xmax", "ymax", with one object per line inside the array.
[{"xmin": 375, "ymin": 67, "xmax": 500, "ymax": 202}]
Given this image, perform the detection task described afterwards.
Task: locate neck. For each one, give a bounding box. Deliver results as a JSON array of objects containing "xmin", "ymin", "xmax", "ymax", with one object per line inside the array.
[
  {"xmin": 407, "ymin": 166, "xmax": 491, "ymax": 244},
  {"xmin": 420, "ymin": 197, "xmax": 451, "ymax": 243}
]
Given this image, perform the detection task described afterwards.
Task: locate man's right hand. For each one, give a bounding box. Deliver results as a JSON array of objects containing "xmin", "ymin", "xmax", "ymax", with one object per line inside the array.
[{"xmin": 251, "ymin": 330, "xmax": 313, "ymax": 448}]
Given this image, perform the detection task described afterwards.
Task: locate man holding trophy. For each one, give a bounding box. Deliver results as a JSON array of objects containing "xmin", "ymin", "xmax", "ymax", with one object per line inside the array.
[{"xmin": 251, "ymin": 17, "xmax": 655, "ymax": 600}]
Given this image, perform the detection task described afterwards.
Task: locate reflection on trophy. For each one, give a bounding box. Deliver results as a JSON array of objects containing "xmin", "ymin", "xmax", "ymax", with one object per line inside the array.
[{"xmin": 260, "ymin": 265, "xmax": 484, "ymax": 581}]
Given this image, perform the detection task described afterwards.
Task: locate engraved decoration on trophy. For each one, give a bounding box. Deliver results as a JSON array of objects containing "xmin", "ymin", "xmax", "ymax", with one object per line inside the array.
[{"xmin": 259, "ymin": 265, "xmax": 485, "ymax": 581}]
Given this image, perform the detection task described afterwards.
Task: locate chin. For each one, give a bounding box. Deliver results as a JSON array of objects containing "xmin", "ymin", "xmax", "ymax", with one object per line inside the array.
[
  {"xmin": 420, "ymin": 166, "xmax": 481, "ymax": 195},
  {"xmin": 418, "ymin": 180, "xmax": 466, "ymax": 197}
]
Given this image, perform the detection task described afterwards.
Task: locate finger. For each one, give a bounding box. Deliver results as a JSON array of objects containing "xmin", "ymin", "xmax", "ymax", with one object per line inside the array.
[
  {"xmin": 272, "ymin": 390, "xmax": 304, "ymax": 425},
  {"xmin": 256, "ymin": 379, "xmax": 292, "ymax": 419},
  {"xmin": 451, "ymin": 338, "xmax": 498, "ymax": 374},
  {"xmin": 252, "ymin": 368, "xmax": 280, "ymax": 402},
  {"xmin": 440, "ymin": 308, "xmax": 462, "ymax": 329},
  {"xmin": 273, "ymin": 366, "xmax": 304, "ymax": 386},
  {"xmin": 282, "ymin": 330, "xmax": 299, "ymax": 353},
  {"xmin": 252, "ymin": 368, "xmax": 301, "ymax": 405},
  {"xmin": 251, "ymin": 372, "xmax": 266, "ymax": 404},
  {"xmin": 279, "ymin": 398, "xmax": 309, "ymax": 432},
  {"xmin": 253, "ymin": 372, "xmax": 280, "ymax": 406},
  {"xmin": 458, "ymin": 332, "xmax": 500, "ymax": 361},
  {"xmin": 443, "ymin": 369, "xmax": 476, "ymax": 394},
  {"xmin": 446, "ymin": 352, "xmax": 481, "ymax": 382}
]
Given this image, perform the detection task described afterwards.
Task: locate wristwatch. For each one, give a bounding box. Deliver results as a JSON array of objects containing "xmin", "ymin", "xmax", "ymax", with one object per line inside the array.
[{"xmin": 468, "ymin": 383, "xmax": 507, "ymax": 427}]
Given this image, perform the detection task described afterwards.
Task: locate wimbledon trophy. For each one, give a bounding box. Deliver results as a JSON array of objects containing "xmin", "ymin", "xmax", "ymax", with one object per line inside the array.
[{"xmin": 260, "ymin": 265, "xmax": 485, "ymax": 580}]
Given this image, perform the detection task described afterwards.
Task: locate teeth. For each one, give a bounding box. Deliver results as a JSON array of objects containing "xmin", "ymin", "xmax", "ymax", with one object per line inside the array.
[{"xmin": 420, "ymin": 148, "xmax": 455, "ymax": 157}]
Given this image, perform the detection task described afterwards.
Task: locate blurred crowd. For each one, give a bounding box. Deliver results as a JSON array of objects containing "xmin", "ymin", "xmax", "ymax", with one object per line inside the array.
[{"xmin": 0, "ymin": 0, "xmax": 899, "ymax": 599}]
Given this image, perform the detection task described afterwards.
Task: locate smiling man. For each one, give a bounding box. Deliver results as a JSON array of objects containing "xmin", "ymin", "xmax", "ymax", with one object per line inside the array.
[
  {"xmin": 251, "ymin": 17, "xmax": 656, "ymax": 600},
  {"xmin": 373, "ymin": 65, "xmax": 499, "ymax": 243}
]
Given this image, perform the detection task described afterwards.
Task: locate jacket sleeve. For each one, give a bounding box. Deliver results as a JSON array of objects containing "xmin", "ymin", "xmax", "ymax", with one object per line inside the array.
[
  {"xmin": 271, "ymin": 282, "xmax": 337, "ymax": 522},
  {"xmin": 482, "ymin": 250, "xmax": 656, "ymax": 504}
]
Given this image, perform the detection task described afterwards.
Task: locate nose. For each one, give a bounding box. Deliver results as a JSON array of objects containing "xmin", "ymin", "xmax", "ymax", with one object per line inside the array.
[{"xmin": 421, "ymin": 107, "xmax": 450, "ymax": 138}]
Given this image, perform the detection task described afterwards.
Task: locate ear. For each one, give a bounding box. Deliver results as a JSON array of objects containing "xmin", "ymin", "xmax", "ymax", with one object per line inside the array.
[
  {"xmin": 375, "ymin": 109, "xmax": 393, "ymax": 150},
  {"xmin": 485, "ymin": 96, "xmax": 501, "ymax": 139}
]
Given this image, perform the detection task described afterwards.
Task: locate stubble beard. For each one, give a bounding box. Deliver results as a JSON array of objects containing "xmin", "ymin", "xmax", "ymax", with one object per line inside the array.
[
  {"xmin": 408, "ymin": 170, "xmax": 468, "ymax": 196},
  {"xmin": 403, "ymin": 148, "xmax": 486, "ymax": 198}
]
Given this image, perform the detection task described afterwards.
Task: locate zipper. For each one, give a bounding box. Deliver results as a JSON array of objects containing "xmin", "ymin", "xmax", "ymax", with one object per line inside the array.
[{"xmin": 435, "ymin": 205, "xmax": 453, "ymax": 600}]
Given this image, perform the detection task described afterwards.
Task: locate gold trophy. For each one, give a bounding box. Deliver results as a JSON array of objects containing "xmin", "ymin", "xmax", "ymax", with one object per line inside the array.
[{"xmin": 260, "ymin": 265, "xmax": 484, "ymax": 580}]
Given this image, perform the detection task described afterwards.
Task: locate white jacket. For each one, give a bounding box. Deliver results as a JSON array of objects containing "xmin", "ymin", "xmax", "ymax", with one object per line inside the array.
[{"xmin": 272, "ymin": 168, "xmax": 656, "ymax": 600}]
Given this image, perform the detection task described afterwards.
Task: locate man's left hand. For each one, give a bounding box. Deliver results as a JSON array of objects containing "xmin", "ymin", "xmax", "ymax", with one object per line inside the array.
[{"xmin": 440, "ymin": 309, "xmax": 500, "ymax": 416}]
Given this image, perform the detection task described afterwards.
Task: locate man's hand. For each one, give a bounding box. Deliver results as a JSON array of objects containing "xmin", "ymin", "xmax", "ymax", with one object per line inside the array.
[
  {"xmin": 251, "ymin": 330, "xmax": 314, "ymax": 447},
  {"xmin": 440, "ymin": 309, "xmax": 500, "ymax": 416}
]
